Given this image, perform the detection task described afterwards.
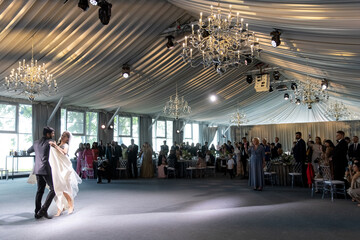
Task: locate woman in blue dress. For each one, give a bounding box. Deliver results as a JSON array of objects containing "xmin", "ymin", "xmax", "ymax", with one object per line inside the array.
[{"xmin": 248, "ymin": 137, "xmax": 266, "ymax": 191}]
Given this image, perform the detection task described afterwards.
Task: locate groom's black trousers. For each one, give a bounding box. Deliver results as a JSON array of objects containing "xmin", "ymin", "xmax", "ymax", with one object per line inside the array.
[{"xmin": 35, "ymin": 174, "xmax": 55, "ymax": 214}]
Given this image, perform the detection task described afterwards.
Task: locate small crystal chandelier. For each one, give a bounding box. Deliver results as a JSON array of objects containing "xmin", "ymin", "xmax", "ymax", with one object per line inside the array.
[
  {"xmin": 163, "ymin": 85, "xmax": 191, "ymax": 120},
  {"xmin": 181, "ymin": 3, "xmax": 260, "ymax": 74},
  {"xmin": 230, "ymin": 109, "xmax": 248, "ymax": 126},
  {"xmin": 4, "ymin": 41, "xmax": 57, "ymax": 101},
  {"xmin": 286, "ymin": 80, "xmax": 329, "ymax": 109},
  {"xmin": 326, "ymin": 101, "xmax": 351, "ymax": 121}
]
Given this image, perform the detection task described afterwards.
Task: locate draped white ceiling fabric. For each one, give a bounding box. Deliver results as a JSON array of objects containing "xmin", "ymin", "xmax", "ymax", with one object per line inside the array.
[{"xmin": 0, "ymin": 0, "xmax": 359, "ymax": 125}]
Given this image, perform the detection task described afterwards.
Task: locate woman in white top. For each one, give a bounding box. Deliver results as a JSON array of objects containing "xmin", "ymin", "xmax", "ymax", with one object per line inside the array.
[
  {"xmin": 49, "ymin": 131, "xmax": 82, "ymax": 216},
  {"xmin": 308, "ymin": 136, "xmax": 323, "ymax": 175}
]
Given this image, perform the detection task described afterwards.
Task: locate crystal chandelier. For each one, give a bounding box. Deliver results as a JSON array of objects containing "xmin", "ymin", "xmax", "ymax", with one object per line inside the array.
[
  {"xmin": 181, "ymin": 3, "xmax": 260, "ymax": 74},
  {"xmin": 286, "ymin": 80, "xmax": 329, "ymax": 109},
  {"xmin": 230, "ymin": 109, "xmax": 248, "ymax": 126},
  {"xmin": 163, "ymin": 85, "xmax": 191, "ymax": 120},
  {"xmin": 326, "ymin": 101, "xmax": 351, "ymax": 121},
  {"xmin": 4, "ymin": 42, "xmax": 57, "ymax": 101}
]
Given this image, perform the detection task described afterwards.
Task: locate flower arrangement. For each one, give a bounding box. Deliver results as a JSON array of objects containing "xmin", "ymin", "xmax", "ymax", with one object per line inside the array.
[
  {"xmin": 182, "ymin": 150, "xmax": 192, "ymax": 160},
  {"xmin": 271, "ymin": 153, "xmax": 294, "ymax": 165}
]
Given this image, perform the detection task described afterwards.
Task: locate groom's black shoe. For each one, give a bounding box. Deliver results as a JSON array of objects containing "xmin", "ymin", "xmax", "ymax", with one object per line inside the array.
[
  {"xmin": 34, "ymin": 213, "xmax": 42, "ymax": 219},
  {"xmin": 37, "ymin": 209, "xmax": 52, "ymax": 219}
]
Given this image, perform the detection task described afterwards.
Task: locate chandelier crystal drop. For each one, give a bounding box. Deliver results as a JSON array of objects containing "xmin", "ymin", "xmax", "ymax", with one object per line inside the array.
[
  {"xmin": 326, "ymin": 101, "xmax": 351, "ymax": 121},
  {"xmin": 287, "ymin": 80, "xmax": 328, "ymax": 109},
  {"xmin": 230, "ymin": 109, "xmax": 248, "ymax": 126},
  {"xmin": 181, "ymin": 4, "xmax": 261, "ymax": 74},
  {"xmin": 163, "ymin": 86, "xmax": 191, "ymax": 120},
  {"xmin": 4, "ymin": 43, "xmax": 57, "ymax": 101}
]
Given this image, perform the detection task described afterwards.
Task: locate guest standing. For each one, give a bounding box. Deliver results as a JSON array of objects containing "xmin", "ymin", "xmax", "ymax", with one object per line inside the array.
[
  {"xmin": 75, "ymin": 143, "xmax": 84, "ymax": 176},
  {"xmin": 82, "ymin": 143, "xmax": 94, "ymax": 179},
  {"xmin": 227, "ymin": 154, "xmax": 235, "ymax": 179},
  {"xmin": 241, "ymin": 137, "xmax": 249, "ymax": 178},
  {"xmin": 307, "ymin": 137, "xmax": 323, "ymax": 176},
  {"xmin": 293, "ymin": 132, "xmax": 307, "ymax": 186},
  {"xmin": 248, "ymin": 138, "xmax": 265, "ymax": 191},
  {"xmin": 333, "ymin": 130, "xmax": 349, "ymax": 180},
  {"xmin": 92, "ymin": 142, "xmax": 99, "ymax": 179},
  {"xmin": 348, "ymin": 136, "xmax": 360, "ymax": 161},
  {"xmin": 234, "ymin": 143, "xmax": 243, "ymax": 177},
  {"xmin": 161, "ymin": 140, "xmax": 169, "ymax": 156},
  {"xmin": 127, "ymin": 139, "xmax": 139, "ymax": 178},
  {"xmin": 275, "ymin": 137, "xmax": 282, "ymax": 155},
  {"xmin": 261, "ymin": 139, "xmax": 271, "ymax": 162},
  {"xmin": 141, "ymin": 142, "xmax": 154, "ymax": 178}
]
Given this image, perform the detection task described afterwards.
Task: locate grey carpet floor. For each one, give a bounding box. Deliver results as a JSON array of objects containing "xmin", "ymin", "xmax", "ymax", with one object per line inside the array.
[{"xmin": 0, "ymin": 177, "xmax": 359, "ymax": 240}]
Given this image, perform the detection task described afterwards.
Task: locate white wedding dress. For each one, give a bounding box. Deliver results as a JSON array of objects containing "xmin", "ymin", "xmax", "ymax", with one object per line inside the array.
[{"xmin": 49, "ymin": 144, "xmax": 82, "ymax": 211}]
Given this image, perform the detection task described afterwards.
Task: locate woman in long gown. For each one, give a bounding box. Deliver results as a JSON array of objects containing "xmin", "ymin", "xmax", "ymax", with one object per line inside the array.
[
  {"xmin": 75, "ymin": 143, "xmax": 84, "ymax": 176},
  {"xmin": 141, "ymin": 142, "xmax": 154, "ymax": 178},
  {"xmin": 49, "ymin": 131, "xmax": 82, "ymax": 216},
  {"xmin": 248, "ymin": 137, "xmax": 265, "ymax": 191}
]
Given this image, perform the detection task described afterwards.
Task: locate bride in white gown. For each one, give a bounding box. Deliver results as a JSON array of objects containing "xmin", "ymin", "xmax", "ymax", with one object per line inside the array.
[{"xmin": 49, "ymin": 131, "xmax": 82, "ymax": 216}]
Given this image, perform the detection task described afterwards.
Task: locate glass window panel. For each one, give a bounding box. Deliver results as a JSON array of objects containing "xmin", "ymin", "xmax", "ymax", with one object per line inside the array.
[
  {"xmin": 86, "ymin": 136, "xmax": 97, "ymax": 145},
  {"xmin": 166, "ymin": 121, "xmax": 173, "ymax": 140},
  {"xmin": 184, "ymin": 124, "xmax": 192, "ymax": 139},
  {"xmin": 67, "ymin": 111, "xmax": 84, "ymax": 134},
  {"xmin": 0, "ymin": 133, "xmax": 17, "ymax": 169},
  {"xmin": 156, "ymin": 121, "xmax": 166, "ymax": 138},
  {"xmin": 132, "ymin": 117, "xmax": 139, "ymax": 137},
  {"xmin": 86, "ymin": 112, "xmax": 98, "ymax": 136},
  {"xmin": 193, "ymin": 123, "xmax": 199, "ymax": 144},
  {"xmin": 118, "ymin": 117, "xmax": 131, "ymax": 136},
  {"xmin": 114, "ymin": 115, "xmax": 118, "ymax": 136},
  {"xmin": 68, "ymin": 135, "xmax": 85, "ymax": 158},
  {"xmin": 18, "ymin": 105, "xmax": 32, "ymax": 133},
  {"xmin": 155, "ymin": 139, "xmax": 164, "ymax": 153},
  {"xmin": 61, "ymin": 109, "xmax": 66, "ymax": 134},
  {"xmin": 0, "ymin": 104, "xmax": 16, "ymax": 131}
]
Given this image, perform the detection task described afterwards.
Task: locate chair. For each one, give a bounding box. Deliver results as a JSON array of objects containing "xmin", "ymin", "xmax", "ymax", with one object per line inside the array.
[
  {"xmin": 288, "ymin": 162, "xmax": 303, "ymax": 188},
  {"xmin": 264, "ymin": 161, "xmax": 277, "ymax": 186},
  {"xmin": 167, "ymin": 159, "xmax": 176, "ymax": 179},
  {"xmin": 322, "ymin": 165, "xmax": 347, "ymax": 201},
  {"xmin": 311, "ymin": 165, "xmax": 325, "ymax": 197},
  {"xmin": 0, "ymin": 168, "xmax": 9, "ymax": 180},
  {"xmin": 116, "ymin": 159, "xmax": 127, "ymax": 179}
]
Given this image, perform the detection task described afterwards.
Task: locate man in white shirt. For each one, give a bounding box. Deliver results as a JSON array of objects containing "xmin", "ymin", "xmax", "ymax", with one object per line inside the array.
[{"xmin": 227, "ymin": 156, "xmax": 235, "ymax": 179}]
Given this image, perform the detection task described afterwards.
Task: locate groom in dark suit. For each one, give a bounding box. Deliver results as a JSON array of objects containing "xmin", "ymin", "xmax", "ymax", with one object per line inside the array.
[
  {"xmin": 27, "ymin": 126, "xmax": 55, "ymax": 219},
  {"xmin": 293, "ymin": 132, "xmax": 307, "ymax": 186}
]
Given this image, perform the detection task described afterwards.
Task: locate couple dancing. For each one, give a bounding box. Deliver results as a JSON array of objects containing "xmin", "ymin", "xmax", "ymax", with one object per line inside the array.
[{"xmin": 27, "ymin": 126, "xmax": 82, "ymax": 219}]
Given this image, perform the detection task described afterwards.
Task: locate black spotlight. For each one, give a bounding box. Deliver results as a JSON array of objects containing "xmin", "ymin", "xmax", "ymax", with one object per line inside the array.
[
  {"xmin": 296, "ymin": 99, "xmax": 301, "ymax": 105},
  {"xmin": 273, "ymin": 71, "xmax": 280, "ymax": 80},
  {"xmin": 321, "ymin": 79, "xmax": 328, "ymax": 90},
  {"xmin": 269, "ymin": 86, "xmax": 274, "ymax": 92},
  {"xmin": 166, "ymin": 36, "xmax": 175, "ymax": 49},
  {"xmin": 307, "ymin": 104, "xmax": 312, "ymax": 109},
  {"xmin": 291, "ymin": 83, "xmax": 297, "ymax": 91},
  {"xmin": 270, "ymin": 30, "xmax": 281, "ymax": 47},
  {"xmin": 78, "ymin": 0, "xmax": 89, "ymax": 11},
  {"xmin": 284, "ymin": 93, "xmax": 289, "ymax": 100},
  {"xmin": 176, "ymin": 129, "xmax": 181, "ymax": 134},
  {"xmin": 98, "ymin": 0, "xmax": 112, "ymax": 25},
  {"xmin": 122, "ymin": 64, "xmax": 130, "ymax": 78},
  {"xmin": 246, "ymin": 75, "xmax": 253, "ymax": 84}
]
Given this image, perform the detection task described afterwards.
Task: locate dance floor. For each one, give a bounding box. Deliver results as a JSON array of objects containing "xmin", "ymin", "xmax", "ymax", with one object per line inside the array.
[{"xmin": 0, "ymin": 177, "xmax": 358, "ymax": 240}]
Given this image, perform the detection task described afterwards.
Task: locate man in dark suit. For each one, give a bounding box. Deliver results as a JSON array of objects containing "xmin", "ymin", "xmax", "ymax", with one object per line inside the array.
[
  {"xmin": 292, "ymin": 132, "xmax": 307, "ymax": 185},
  {"xmin": 348, "ymin": 136, "xmax": 360, "ymax": 161},
  {"xmin": 241, "ymin": 137, "xmax": 249, "ymax": 178},
  {"xmin": 27, "ymin": 126, "xmax": 55, "ymax": 219},
  {"xmin": 160, "ymin": 140, "xmax": 169, "ymax": 156},
  {"xmin": 127, "ymin": 139, "xmax": 139, "ymax": 178},
  {"xmin": 201, "ymin": 142, "xmax": 209, "ymax": 155},
  {"xmin": 333, "ymin": 130, "xmax": 349, "ymax": 180}
]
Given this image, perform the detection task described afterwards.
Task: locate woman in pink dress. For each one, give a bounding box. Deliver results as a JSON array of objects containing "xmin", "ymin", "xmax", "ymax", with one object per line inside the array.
[
  {"xmin": 75, "ymin": 143, "xmax": 84, "ymax": 176},
  {"xmin": 82, "ymin": 143, "xmax": 94, "ymax": 179}
]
